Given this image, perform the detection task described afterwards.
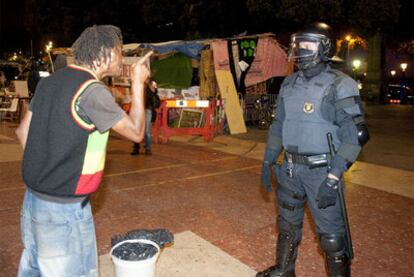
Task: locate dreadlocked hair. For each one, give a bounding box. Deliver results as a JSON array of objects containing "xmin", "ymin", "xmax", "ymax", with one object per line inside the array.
[{"xmin": 72, "ymin": 25, "xmax": 123, "ymax": 69}]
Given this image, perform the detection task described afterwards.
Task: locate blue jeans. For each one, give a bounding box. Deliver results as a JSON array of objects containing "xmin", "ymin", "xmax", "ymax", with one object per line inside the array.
[
  {"xmin": 18, "ymin": 190, "xmax": 98, "ymax": 277},
  {"xmin": 132, "ymin": 109, "xmax": 152, "ymax": 152},
  {"xmin": 144, "ymin": 109, "xmax": 152, "ymax": 151}
]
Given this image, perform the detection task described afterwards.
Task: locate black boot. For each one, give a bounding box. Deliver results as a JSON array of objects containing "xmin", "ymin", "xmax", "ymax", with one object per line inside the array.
[
  {"xmin": 326, "ymin": 254, "xmax": 350, "ymax": 277},
  {"xmin": 256, "ymin": 232, "xmax": 299, "ymax": 277},
  {"xmin": 130, "ymin": 143, "xmax": 140, "ymax": 155},
  {"xmin": 320, "ymin": 234, "xmax": 350, "ymax": 277}
]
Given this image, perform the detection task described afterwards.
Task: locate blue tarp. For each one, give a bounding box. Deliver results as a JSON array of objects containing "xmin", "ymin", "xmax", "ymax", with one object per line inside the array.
[{"xmin": 140, "ymin": 41, "xmax": 206, "ymax": 60}]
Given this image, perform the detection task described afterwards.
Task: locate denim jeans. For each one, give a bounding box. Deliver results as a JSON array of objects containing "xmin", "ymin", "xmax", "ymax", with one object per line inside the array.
[
  {"xmin": 18, "ymin": 190, "xmax": 98, "ymax": 277},
  {"xmin": 144, "ymin": 109, "xmax": 152, "ymax": 151}
]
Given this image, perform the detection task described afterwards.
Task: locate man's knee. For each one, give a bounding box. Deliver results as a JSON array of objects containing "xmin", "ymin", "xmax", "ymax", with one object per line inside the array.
[{"xmin": 319, "ymin": 233, "xmax": 346, "ymax": 256}]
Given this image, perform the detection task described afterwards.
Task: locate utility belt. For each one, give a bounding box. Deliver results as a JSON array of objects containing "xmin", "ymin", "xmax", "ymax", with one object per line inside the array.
[{"xmin": 285, "ymin": 152, "xmax": 329, "ymax": 168}]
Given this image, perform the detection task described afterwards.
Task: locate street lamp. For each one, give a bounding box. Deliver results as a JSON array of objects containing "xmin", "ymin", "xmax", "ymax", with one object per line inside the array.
[
  {"xmin": 400, "ymin": 63, "xmax": 408, "ymax": 83},
  {"xmin": 352, "ymin": 59, "xmax": 361, "ymax": 69},
  {"xmin": 390, "ymin": 70, "xmax": 396, "ymax": 86},
  {"xmin": 45, "ymin": 41, "xmax": 55, "ymax": 73},
  {"xmin": 45, "ymin": 41, "xmax": 53, "ymax": 52},
  {"xmin": 344, "ymin": 35, "xmax": 352, "ymax": 68},
  {"xmin": 352, "ymin": 59, "xmax": 361, "ymax": 79}
]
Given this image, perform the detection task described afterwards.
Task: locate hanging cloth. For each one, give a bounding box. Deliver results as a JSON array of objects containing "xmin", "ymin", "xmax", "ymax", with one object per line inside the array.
[
  {"xmin": 199, "ymin": 49, "xmax": 218, "ymax": 98},
  {"xmin": 244, "ymin": 37, "xmax": 293, "ymax": 87},
  {"xmin": 212, "ymin": 40, "xmax": 230, "ymax": 71}
]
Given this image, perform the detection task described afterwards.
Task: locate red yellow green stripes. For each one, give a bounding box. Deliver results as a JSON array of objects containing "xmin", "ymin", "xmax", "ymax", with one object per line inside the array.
[
  {"xmin": 75, "ymin": 130, "xmax": 109, "ymax": 195},
  {"xmin": 68, "ymin": 64, "xmax": 109, "ymax": 195},
  {"xmin": 70, "ymin": 79, "xmax": 101, "ymax": 131}
]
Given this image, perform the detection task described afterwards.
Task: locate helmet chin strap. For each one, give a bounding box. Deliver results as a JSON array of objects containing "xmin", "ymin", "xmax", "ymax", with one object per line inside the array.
[
  {"xmin": 298, "ymin": 61, "xmax": 326, "ymax": 79},
  {"xmin": 297, "ymin": 58, "xmax": 320, "ymax": 70}
]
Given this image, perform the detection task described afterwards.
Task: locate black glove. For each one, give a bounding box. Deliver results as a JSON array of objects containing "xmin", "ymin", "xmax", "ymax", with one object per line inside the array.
[
  {"xmin": 261, "ymin": 161, "xmax": 273, "ymax": 192},
  {"xmin": 316, "ymin": 178, "xmax": 339, "ymax": 209}
]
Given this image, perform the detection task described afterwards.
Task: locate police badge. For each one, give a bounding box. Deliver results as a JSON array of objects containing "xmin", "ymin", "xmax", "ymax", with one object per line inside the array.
[{"xmin": 303, "ymin": 102, "xmax": 314, "ymax": 114}]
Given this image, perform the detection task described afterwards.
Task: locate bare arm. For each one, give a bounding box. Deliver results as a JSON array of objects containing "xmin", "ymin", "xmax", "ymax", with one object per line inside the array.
[
  {"xmin": 111, "ymin": 52, "xmax": 152, "ymax": 143},
  {"xmin": 16, "ymin": 110, "xmax": 33, "ymax": 150}
]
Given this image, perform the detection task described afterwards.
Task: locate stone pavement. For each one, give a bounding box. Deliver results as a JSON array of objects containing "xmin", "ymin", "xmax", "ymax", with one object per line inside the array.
[{"xmin": 0, "ymin": 121, "xmax": 413, "ymax": 277}]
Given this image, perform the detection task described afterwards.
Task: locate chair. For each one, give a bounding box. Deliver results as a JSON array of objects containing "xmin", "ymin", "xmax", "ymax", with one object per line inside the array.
[{"xmin": 0, "ymin": 98, "xmax": 20, "ymax": 121}]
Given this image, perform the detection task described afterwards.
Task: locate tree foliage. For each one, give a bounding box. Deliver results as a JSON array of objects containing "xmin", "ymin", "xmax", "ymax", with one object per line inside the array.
[
  {"xmin": 246, "ymin": 0, "xmax": 277, "ymax": 33},
  {"xmin": 277, "ymin": 0, "xmax": 344, "ymax": 28},
  {"xmin": 349, "ymin": 0, "xmax": 400, "ymax": 35},
  {"xmin": 398, "ymin": 40, "xmax": 414, "ymax": 55},
  {"xmin": 12, "ymin": 0, "xmax": 404, "ymax": 54}
]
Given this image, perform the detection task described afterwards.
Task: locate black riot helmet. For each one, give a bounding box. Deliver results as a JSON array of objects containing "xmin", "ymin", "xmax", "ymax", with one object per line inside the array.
[{"xmin": 288, "ymin": 22, "xmax": 341, "ymax": 70}]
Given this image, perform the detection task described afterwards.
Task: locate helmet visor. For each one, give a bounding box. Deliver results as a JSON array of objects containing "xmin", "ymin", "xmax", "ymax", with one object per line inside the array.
[{"xmin": 288, "ymin": 35, "xmax": 320, "ymax": 62}]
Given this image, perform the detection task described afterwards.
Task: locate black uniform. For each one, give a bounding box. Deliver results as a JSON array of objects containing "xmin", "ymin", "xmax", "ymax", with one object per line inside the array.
[{"xmin": 257, "ymin": 23, "xmax": 369, "ymax": 277}]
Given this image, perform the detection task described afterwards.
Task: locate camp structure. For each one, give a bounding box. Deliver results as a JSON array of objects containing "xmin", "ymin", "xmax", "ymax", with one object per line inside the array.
[
  {"xmin": 123, "ymin": 33, "xmax": 293, "ymax": 134},
  {"xmin": 49, "ymin": 33, "xmax": 292, "ymax": 135}
]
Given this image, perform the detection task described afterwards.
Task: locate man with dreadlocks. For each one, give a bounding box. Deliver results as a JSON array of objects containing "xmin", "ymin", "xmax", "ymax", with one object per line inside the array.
[{"xmin": 15, "ymin": 25, "xmax": 151, "ymax": 277}]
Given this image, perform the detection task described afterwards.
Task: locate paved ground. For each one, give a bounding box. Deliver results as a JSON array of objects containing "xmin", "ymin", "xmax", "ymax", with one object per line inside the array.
[
  {"xmin": 0, "ymin": 104, "xmax": 413, "ymax": 276},
  {"xmin": 234, "ymin": 104, "xmax": 414, "ymax": 172}
]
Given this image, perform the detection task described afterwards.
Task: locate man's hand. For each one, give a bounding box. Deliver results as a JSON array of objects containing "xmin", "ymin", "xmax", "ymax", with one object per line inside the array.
[
  {"xmin": 316, "ymin": 177, "xmax": 339, "ymax": 209},
  {"xmin": 261, "ymin": 161, "xmax": 273, "ymax": 192},
  {"xmin": 114, "ymin": 51, "xmax": 153, "ymax": 143},
  {"xmin": 131, "ymin": 51, "xmax": 152, "ymax": 85}
]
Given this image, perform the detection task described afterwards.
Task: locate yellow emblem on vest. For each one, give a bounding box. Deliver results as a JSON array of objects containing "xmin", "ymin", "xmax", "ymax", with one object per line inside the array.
[{"xmin": 303, "ymin": 102, "xmax": 314, "ymax": 114}]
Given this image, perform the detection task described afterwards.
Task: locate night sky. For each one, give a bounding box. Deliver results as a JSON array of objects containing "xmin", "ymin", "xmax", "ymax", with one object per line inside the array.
[
  {"xmin": 1, "ymin": 0, "xmax": 413, "ymax": 56},
  {"xmin": 0, "ymin": 0, "xmax": 27, "ymax": 53}
]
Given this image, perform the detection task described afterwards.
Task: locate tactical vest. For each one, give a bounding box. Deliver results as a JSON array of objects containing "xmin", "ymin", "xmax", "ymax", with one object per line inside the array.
[
  {"xmin": 23, "ymin": 65, "xmax": 109, "ymax": 197},
  {"xmin": 280, "ymin": 69, "xmax": 341, "ymax": 154}
]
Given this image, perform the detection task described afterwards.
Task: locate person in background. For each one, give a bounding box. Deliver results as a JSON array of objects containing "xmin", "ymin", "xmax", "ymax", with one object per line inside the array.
[
  {"xmin": 0, "ymin": 71, "xmax": 7, "ymax": 89},
  {"xmin": 16, "ymin": 25, "xmax": 151, "ymax": 277},
  {"xmin": 54, "ymin": 54, "xmax": 68, "ymax": 71},
  {"xmin": 131, "ymin": 77, "xmax": 160, "ymax": 155},
  {"xmin": 27, "ymin": 61, "xmax": 41, "ymax": 97}
]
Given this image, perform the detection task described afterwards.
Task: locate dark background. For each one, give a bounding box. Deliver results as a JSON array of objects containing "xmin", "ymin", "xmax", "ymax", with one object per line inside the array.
[{"xmin": 1, "ymin": 0, "xmax": 413, "ymax": 56}]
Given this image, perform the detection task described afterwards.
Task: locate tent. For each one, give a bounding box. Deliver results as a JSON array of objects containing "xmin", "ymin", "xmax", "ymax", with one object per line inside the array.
[{"xmin": 124, "ymin": 33, "xmax": 292, "ymax": 134}]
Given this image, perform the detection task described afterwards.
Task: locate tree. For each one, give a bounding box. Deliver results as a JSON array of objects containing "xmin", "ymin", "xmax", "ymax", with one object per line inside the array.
[
  {"xmin": 349, "ymin": 0, "xmax": 400, "ymax": 102},
  {"xmin": 349, "ymin": 0, "xmax": 400, "ymax": 34},
  {"xmin": 261, "ymin": 0, "xmax": 400, "ymax": 102},
  {"xmin": 178, "ymin": 0, "xmax": 250, "ymax": 39},
  {"xmin": 246, "ymin": 0, "xmax": 277, "ymax": 33},
  {"xmin": 277, "ymin": 0, "xmax": 343, "ymax": 25},
  {"xmin": 140, "ymin": 0, "xmax": 184, "ymax": 41},
  {"xmin": 399, "ymin": 40, "xmax": 414, "ymax": 56}
]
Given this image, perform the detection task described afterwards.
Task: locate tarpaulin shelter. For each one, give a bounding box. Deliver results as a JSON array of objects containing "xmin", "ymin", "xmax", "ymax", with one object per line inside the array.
[
  {"xmin": 50, "ymin": 33, "xmax": 291, "ymax": 134},
  {"xmin": 124, "ymin": 33, "xmax": 292, "ymax": 134}
]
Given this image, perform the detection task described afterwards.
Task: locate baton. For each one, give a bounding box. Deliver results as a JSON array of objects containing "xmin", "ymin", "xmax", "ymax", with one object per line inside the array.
[{"xmin": 327, "ymin": 133, "xmax": 354, "ymax": 260}]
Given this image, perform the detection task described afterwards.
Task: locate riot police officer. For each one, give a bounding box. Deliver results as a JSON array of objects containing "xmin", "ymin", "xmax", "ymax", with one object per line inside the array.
[{"xmin": 257, "ymin": 22, "xmax": 369, "ymax": 277}]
